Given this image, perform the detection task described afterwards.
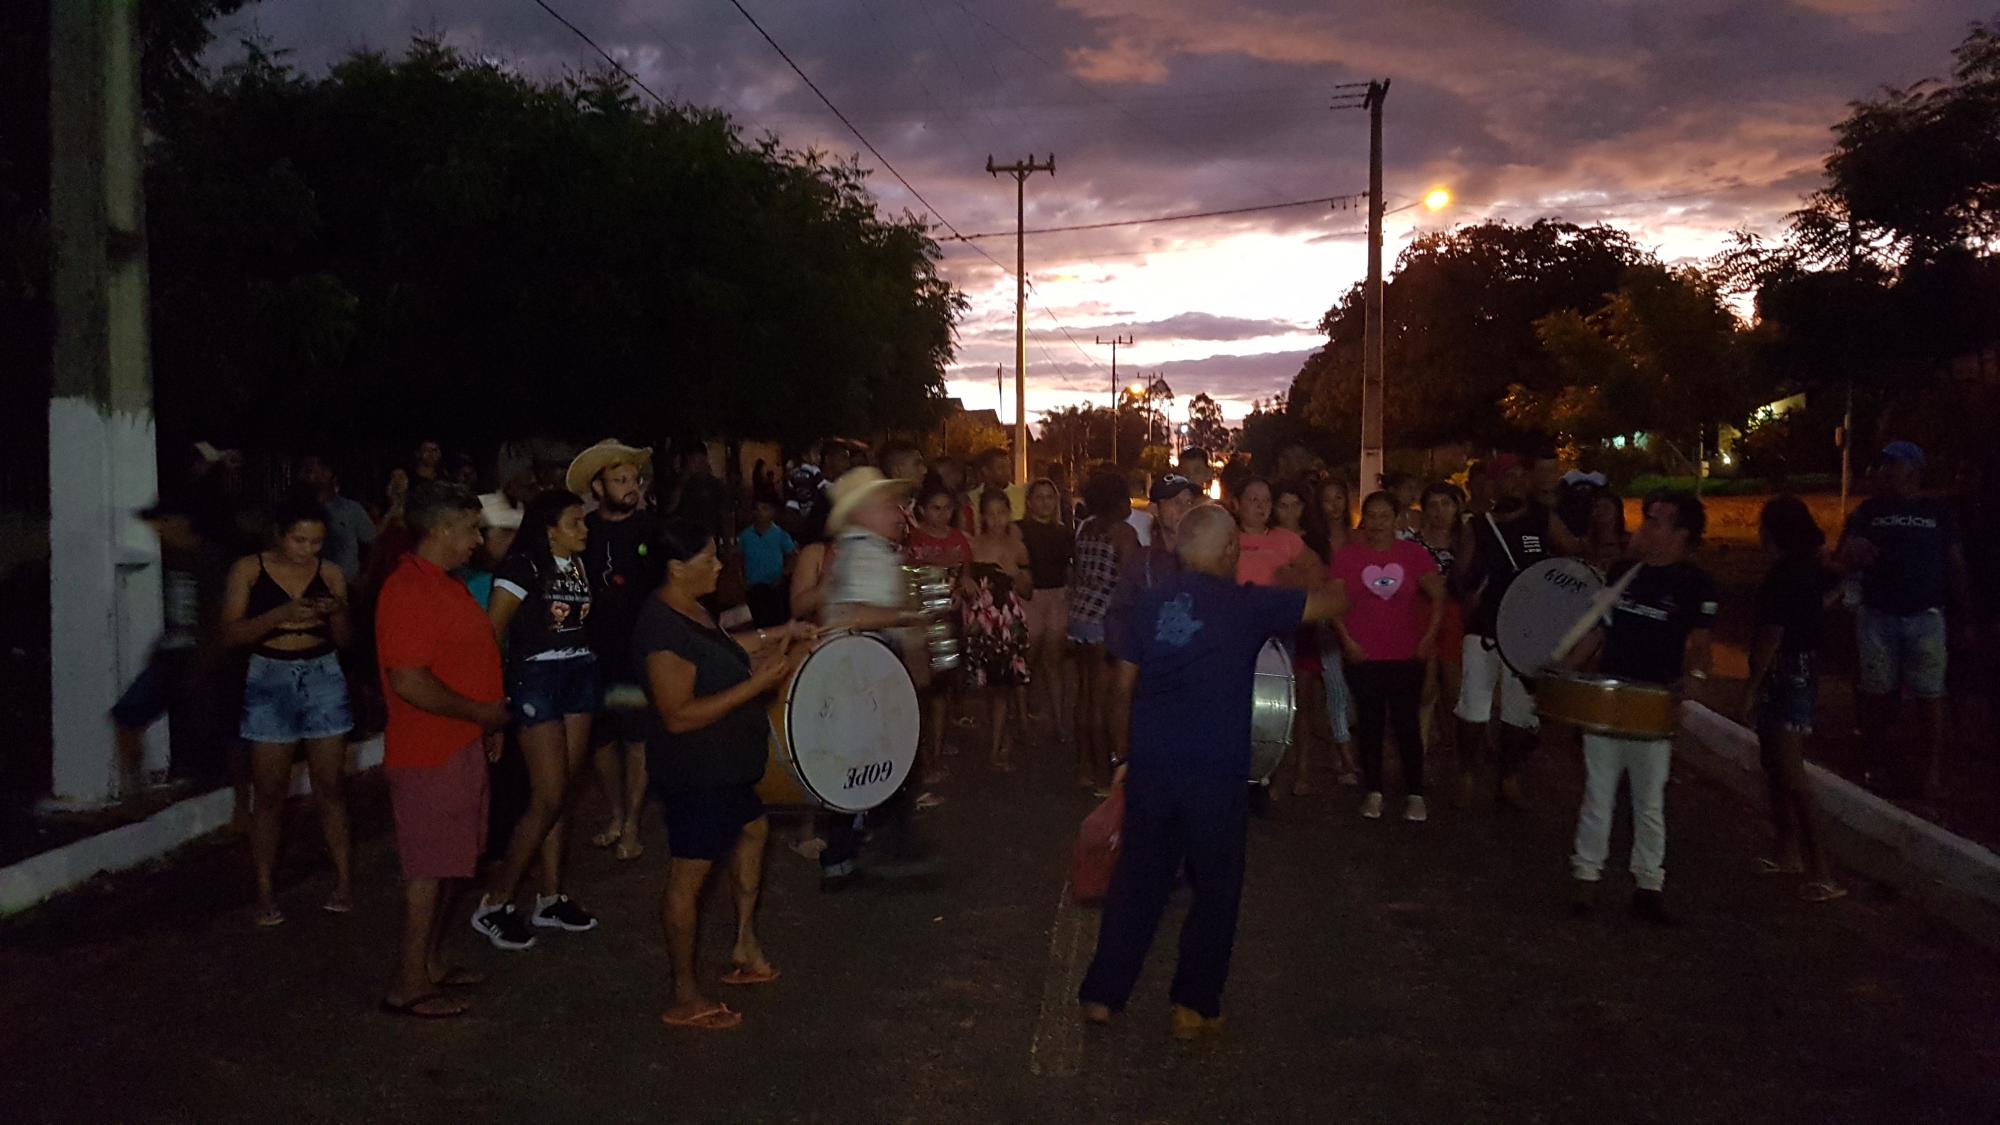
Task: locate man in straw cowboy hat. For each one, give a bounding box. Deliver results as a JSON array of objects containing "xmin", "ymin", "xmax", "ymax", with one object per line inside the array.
[
  {"xmin": 814, "ymin": 467, "xmax": 940, "ymax": 889},
  {"xmin": 566, "ymin": 440, "xmax": 664, "ymax": 861}
]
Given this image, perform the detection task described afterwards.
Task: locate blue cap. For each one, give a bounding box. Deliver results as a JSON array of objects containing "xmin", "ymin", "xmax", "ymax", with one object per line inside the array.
[
  {"xmin": 1880, "ymin": 441, "xmax": 1925, "ymax": 467},
  {"xmin": 1149, "ymin": 474, "xmax": 1198, "ymax": 504}
]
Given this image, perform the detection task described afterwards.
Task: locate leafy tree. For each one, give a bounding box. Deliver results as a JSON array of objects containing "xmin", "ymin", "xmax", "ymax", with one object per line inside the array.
[
  {"xmin": 1184, "ymin": 392, "xmax": 1232, "ymax": 454},
  {"xmin": 1293, "ymin": 220, "xmax": 1650, "ymax": 449},
  {"xmin": 144, "ymin": 37, "xmax": 964, "ymax": 461}
]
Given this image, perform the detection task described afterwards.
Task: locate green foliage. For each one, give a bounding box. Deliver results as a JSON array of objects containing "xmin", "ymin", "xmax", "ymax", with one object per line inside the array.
[
  {"xmin": 1294, "ymin": 220, "xmax": 1653, "ymax": 448},
  {"xmin": 1622, "ymin": 473, "xmax": 1837, "ymax": 498},
  {"xmin": 1183, "ymin": 392, "xmax": 1233, "ymax": 454},
  {"xmin": 146, "ymin": 36, "xmax": 964, "ymax": 457}
]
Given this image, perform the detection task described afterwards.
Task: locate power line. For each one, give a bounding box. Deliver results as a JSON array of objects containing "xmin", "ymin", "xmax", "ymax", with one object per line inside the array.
[
  {"xmin": 953, "ymin": 193, "xmax": 1369, "ymax": 241},
  {"xmin": 528, "ymin": 0, "xmax": 671, "ymax": 108}
]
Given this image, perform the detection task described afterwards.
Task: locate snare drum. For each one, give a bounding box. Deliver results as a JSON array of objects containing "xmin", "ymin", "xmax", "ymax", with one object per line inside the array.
[
  {"xmin": 1534, "ymin": 670, "xmax": 1679, "ymax": 740},
  {"xmin": 902, "ymin": 565, "xmax": 963, "ymax": 673},
  {"xmin": 1496, "ymin": 558, "xmax": 1606, "ymax": 676},
  {"xmin": 1249, "ymin": 638, "xmax": 1296, "ymax": 783},
  {"xmin": 760, "ymin": 631, "xmax": 921, "ymax": 812}
]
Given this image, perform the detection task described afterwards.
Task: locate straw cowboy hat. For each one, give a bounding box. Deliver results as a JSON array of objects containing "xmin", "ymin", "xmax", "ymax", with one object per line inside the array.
[
  {"xmin": 826, "ymin": 467, "xmax": 913, "ymax": 533},
  {"xmin": 565, "ymin": 439, "xmax": 653, "ymax": 498},
  {"xmin": 478, "ymin": 492, "xmax": 524, "ymax": 530}
]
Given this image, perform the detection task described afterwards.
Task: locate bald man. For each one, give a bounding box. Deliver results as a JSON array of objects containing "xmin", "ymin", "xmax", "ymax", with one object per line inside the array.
[{"xmin": 1080, "ymin": 505, "xmax": 1346, "ymax": 1040}]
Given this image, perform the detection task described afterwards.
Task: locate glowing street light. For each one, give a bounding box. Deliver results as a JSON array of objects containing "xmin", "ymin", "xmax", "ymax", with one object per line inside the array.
[{"xmin": 1423, "ymin": 187, "xmax": 1452, "ymax": 211}]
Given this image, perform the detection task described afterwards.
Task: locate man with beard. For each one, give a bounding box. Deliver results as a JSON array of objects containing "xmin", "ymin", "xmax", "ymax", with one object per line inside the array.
[{"xmin": 566, "ymin": 440, "xmax": 662, "ymax": 861}]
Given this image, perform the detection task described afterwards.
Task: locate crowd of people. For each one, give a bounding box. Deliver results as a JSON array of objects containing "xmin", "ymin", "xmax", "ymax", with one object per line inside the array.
[{"xmin": 105, "ymin": 426, "xmax": 1975, "ymax": 1030}]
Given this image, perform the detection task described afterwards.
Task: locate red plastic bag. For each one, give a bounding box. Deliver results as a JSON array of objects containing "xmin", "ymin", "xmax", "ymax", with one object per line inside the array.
[{"xmin": 1071, "ymin": 785, "xmax": 1125, "ymax": 907}]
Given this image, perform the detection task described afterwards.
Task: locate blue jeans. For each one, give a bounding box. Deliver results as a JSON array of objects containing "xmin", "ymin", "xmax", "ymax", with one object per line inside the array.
[
  {"xmin": 240, "ymin": 652, "xmax": 352, "ymax": 744},
  {"xmin": 1857, "ymin": 607, "xmax": 1946, "ymax": 699},
  {"xmin": 507, "ymin": 654, "xmax": 599, "ymax": 728},
  {"xmin": 1758, "ymin": 650, "xmax": 1818, "ymax": 733},
  {"xmin": 1319, "ymin": 633, "xmax": 1353, "ymax": 744},
  {"xmin": 1079, "ymin": 770, "xmax": 1249, "ymax": 1019}
]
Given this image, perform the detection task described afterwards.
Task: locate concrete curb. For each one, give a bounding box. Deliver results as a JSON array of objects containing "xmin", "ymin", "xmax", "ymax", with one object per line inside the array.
[
  {"xmin": 0, "ymin": 735, "xmax": 384, "ymax": 917},
  {"xmin": 1677, "ymin": 701, "xmax": 2000, "ymax": 952}
]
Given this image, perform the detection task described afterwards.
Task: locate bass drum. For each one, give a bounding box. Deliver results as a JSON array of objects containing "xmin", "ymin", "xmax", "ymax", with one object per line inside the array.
[
  {"xmin": 1495, "ymin": 558, "xmax": 1605, "ymax": 676},
  {"xmin": 1249, "ymin": 638, "xmax": 1296, "ymax": 784},
  {"xmin": 760, "ymin": 631, "xmax": 920, "ymax": 813}
]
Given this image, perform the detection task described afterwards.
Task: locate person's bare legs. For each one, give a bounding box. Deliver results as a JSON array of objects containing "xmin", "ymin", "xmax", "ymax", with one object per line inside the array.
[
  {"xmin": 617, "ymin": 742, "xmax": 648, "ymax": 859},
  {"xmin": 304, "ymin": 737, "xmax": 354, "ymax": 908},
  {"xmin": 663, "ymin": 856, "xmax": 719, "ymax": 1019},
  {"xmin": 484, "ymin": 722, "xmax": 568, "ymax": 907},
  {"xmin": 727, "ymin": 817, "xmax": 773, "ymax": 974},
  {"xmin": 386, "ymin": 876, "xmax": 465, "ymax": 1015},
  {"xmin": 989, "ymin": 690, "xmax": 1013, "ymax": 770},
  {"xmin": 1072, "ymin": 645, "xmax": 1100, "ymax": 788},
  {"xmin": 536, "ymin": 712, "xmax": 594, "ymax": 898},
  {"xmin": 1758, "ymin": 725, "xmax": 1803, "ymax": 869},
  {"xmin": 591, "ymin": 741, "xmax": 627, "ymax": 846},
  {"xmin": 249, "ymin": 742, "xmax": 296, "ymax": 919}
]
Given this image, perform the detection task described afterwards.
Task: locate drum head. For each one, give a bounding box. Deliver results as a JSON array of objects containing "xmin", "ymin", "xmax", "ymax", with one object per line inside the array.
[
  {"xmin": 1495, "ymin": 558, "xmax": 1604, "ymax": 676},
  {"xmin": 780, "ymin": 633, "xmax": 920, "ymax": 813},
  {"xmin": 1249, "ymin": 638, "xmax": 1296, "ymax": 783}
]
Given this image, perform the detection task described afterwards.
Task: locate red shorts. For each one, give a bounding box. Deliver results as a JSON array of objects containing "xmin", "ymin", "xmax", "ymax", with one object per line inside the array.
[{"xmin": 387, "ymin": 740, "xmax": 489, "ymax": 880}]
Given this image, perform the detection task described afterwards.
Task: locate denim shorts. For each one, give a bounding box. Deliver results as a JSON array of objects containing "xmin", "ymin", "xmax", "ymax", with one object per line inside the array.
[
  {"xmin": 1068, "ymin": 618, "xmax": 1106, "ymax": 646},
  {"xmin": 508, "ymin": 654, "xmax": 599, "ymax": 727},
  {"xmin": 1857, "ymin": 607, "xmax": 1947, "ymax": 700},
  {"xmin": 241, "ymin": 652, "xmax": 353, "ymax": 744},
  {"xmin": 1757, "ymin": 650, "xmax": 1818, "ymax": 733}
]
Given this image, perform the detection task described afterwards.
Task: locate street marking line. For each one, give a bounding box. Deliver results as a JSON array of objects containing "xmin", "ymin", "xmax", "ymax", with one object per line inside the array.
[{"xmin": 1028, "ymin": 880, "xmax": 1099, "ymax": 1077}]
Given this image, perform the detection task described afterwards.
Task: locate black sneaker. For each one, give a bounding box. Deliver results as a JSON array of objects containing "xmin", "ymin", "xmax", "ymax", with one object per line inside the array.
[
  {"xmin": 1632, "ymin": 889, "xmax": 1675, "ymax": 926},
  {"xmin": 471, "ymin": 902, "xmax": 538, "ymax": 950},
  {"xmin": 533, "ymin": 894, "xmax": 599, "ymax": 932}
]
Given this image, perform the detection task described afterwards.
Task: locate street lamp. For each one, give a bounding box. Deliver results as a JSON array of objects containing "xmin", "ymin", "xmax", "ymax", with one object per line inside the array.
[{"xmin": 1423, "ymin": 187, "xmax": 1452, "ymax": 211}]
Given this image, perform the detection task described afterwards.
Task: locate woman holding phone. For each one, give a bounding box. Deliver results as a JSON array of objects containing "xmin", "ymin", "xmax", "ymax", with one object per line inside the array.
[{"xmin": 220, "ymin": 492, "xmax": 355, "ymax": 927}]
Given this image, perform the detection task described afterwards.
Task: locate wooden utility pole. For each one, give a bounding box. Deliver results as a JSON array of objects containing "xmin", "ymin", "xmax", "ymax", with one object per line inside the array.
[
  {"xmin": 1096, "ymin": 334, "xmax": 1133, "ymax": 466},
  {"xmin": 48, "ymin": 0, "xmax": 164, "ymax": 804},
  {"xmin": 987, "ymin": 154, "xmax": 1055, "ymax": 484},
  {"xmin": 1360, "ymin": 80, "xmax": 1390, "ymax": 493}
]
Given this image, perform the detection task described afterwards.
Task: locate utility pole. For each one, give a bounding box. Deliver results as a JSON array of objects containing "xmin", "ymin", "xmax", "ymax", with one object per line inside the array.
[
  {"xmin": 1096, "ymin": 334, "xmax": 1133, "ymax": 465},
  {"xmin": 48, "ymin": 0, "xmax": 164, "ymax": 805},
  {"xmin": 987, "ymin": 154, "xmax": 1055, "ymax": 484},
  {"xmin": 1335, "ymin": 79, "xmax": 1390, "ymax": 492},
  {"xmin": 996, "ymin": 365, "xmax": 1003, "ymax": 414}
]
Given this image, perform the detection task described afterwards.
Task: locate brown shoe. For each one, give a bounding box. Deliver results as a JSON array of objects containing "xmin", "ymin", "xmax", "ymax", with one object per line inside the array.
[{"xmin": 1170, "ymin": 1004, "xmax": 1225, "ymax": 1041}]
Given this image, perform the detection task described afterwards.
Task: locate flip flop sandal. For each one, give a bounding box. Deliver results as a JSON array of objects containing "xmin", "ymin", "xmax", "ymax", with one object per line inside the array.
[
  {"xmin": 380, "ymin": 993, "xmax": 467, "ymax": 1019},
  {"xmin": 255, "ymin": 907, "xmax": 287, "ymax": 928},
  {"xmin": 721, "ymin": 965, "xmax": 782, "ymax": 986},
  {"xmin": 661, "ymin": 1004, "xmax": 743, "ymax": 1030},
  {"xmin": 615, "ymin": 839, "xmax": 645, "ymax": 861},
  {"xmin": 589, "ymin": 827, "xmax": 623, "ymax": 849},
  {"xmin": 1753, "ymin": 857, "xmax": 1805, "ymax": 876},
  {"xmin": 432, "ymin": 967, "xmax": 487, "ymax": 989},
  {"xmin": 322, "ymin": 894, "xmax": 354, "ymax": 914},
  {"xmin": 1799, "ymin": 881, "xmax": 1849, "ymax": 903}
]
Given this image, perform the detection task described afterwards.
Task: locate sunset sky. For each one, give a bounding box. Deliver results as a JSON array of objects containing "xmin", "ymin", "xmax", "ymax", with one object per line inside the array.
[{"xmin": 211, "ymin": 1, "xmax": 1990, "ymax": 427}]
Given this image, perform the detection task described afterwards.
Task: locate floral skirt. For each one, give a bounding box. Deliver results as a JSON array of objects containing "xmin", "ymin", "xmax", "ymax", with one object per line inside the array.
[{"xmin": 960, "ymin": 569, "xmax": 1032, "ymax": 688}]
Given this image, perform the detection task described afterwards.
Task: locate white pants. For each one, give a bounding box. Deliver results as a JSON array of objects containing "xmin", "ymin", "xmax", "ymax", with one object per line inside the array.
[
  {"xmin": 1571, "ymin": 734, "xmax": 1671, "ymax": 891},
  {"xmin": 1455, "ymin": 635, "xmax": 1539, "ymax": 730}
]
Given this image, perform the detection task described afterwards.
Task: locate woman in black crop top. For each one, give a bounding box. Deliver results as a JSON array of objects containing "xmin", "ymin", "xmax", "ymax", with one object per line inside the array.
[{"xmin": 220, "ymin": 492, "xmax": 355, "ymax": 926}]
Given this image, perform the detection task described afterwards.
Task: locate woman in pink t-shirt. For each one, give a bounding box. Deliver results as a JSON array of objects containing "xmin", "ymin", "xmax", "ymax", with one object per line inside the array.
[
  {"xmin": 1331, "ymin": 491, "xmax": 1446, "ymax": 822},
  {"xmin": 1235, "ymin": 477, "xmax": 1311, "ymax": 587}
]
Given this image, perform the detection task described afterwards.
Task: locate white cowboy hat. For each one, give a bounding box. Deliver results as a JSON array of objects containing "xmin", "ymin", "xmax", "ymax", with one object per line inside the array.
[
  {"xmin": 826, "ymin": 467, "xmax": 913, "ymax": 533},
  {"xmin": 564, "ymin": 439, "xmax": 652, "ymax": 498},
  {"xmin": 478, "ymin": 492, "xmax": 523, "ymax": 530}
]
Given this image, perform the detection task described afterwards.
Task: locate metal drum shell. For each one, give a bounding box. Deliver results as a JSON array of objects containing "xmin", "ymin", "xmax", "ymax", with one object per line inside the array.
[
  {"xmin": 1249, "ymin": 638, "xmax": 1296, "ymax": 783},
  {"xmin": 1535, "ymin": 670, "xmax": 1680, "ymax": 740},
  {"xmin": 761, "ymin": 631, "xmax": 920, "ymax": 813}
]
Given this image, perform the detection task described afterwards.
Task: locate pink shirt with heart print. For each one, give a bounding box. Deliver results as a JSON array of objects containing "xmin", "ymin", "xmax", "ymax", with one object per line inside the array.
[{"xmin": 1330, "ymin": 538, "xmax": 1439, "ymax": 662}]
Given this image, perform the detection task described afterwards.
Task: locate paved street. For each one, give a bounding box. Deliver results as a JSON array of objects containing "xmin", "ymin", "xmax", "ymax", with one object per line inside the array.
[{"xmin": 5, "ymin": 726, "xmax": 1999, "ymax": 1125}]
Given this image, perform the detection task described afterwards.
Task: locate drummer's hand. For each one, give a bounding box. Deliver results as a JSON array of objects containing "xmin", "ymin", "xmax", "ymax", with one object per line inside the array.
[
  {"xmin": 782, "ymin": 620, "xmax": 820, "ymax": 644},
  {"xmin": 751, "ymin": 633, "xmax": 796, "ymax": 687}
]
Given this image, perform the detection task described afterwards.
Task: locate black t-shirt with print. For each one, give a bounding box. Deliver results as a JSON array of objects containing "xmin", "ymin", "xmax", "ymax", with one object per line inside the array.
[
  {"xmin": 1841, "ymin": 495, "xmax": 1958, "ymax": 615},
  {"xmin": 1601, "ymin": 561, "xmax": 1718, "ymax": 686},
  {"xmin": 1465, "ymin": 501, "xmax": 1554, "ymax": 637},
  {"xmin": 494, "ymin": 552, "xmax": 594, "ymax": 663},
  {"xmin": 1755, "ymin": 556, "xmax": 1836, "ymax": 655},
  {"xmin": 584, "ymin": 509, "xmax": 663, "ymax": 680},
  {"xmin": 631, "ymin": 599, "xmax": 767, "ymax": 794}
]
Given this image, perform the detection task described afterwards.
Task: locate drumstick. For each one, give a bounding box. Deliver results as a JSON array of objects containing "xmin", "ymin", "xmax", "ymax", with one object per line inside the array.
[{"xmin": 1547, "ymin": 563, "xmax": 1643, "ymax": 666}]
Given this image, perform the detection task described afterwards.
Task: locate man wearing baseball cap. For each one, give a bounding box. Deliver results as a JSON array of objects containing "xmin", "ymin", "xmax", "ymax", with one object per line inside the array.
[{"xmin": 1837, "ymin": 441, "xmax": 1972, "ymax": 797}]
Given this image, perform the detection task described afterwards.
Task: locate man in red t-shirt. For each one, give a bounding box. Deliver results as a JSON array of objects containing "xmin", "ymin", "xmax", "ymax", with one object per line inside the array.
[{"xmin": 374, "ymin": 482, "xmax": 508, "ymax": 1018}]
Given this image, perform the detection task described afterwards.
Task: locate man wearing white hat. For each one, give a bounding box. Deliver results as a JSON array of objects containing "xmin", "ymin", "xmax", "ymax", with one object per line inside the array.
[
  {"xmin": 816, "ymin": 468, "xmax": 937, "ymax": 888},
  {"xmin": 566, "ymin": 440, "xmax": 662, "ymax": 860}
]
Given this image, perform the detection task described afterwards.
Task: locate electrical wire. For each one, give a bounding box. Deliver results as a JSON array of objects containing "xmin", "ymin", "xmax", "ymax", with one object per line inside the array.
[{"xmin": 952, "ymin": 193, "xmax": 1369, "ymax": 241}]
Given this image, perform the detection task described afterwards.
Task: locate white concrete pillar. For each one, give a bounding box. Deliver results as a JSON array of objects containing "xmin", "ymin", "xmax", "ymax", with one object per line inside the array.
[{"xmin": 47, "ymin": 0, "xmax": 164, "ymax": 805}]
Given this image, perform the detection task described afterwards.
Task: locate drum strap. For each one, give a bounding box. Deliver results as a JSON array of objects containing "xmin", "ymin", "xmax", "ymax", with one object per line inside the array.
[{"xmin": 1483, "ymin": 512, "xmax": 1520, "ymax": 573}]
